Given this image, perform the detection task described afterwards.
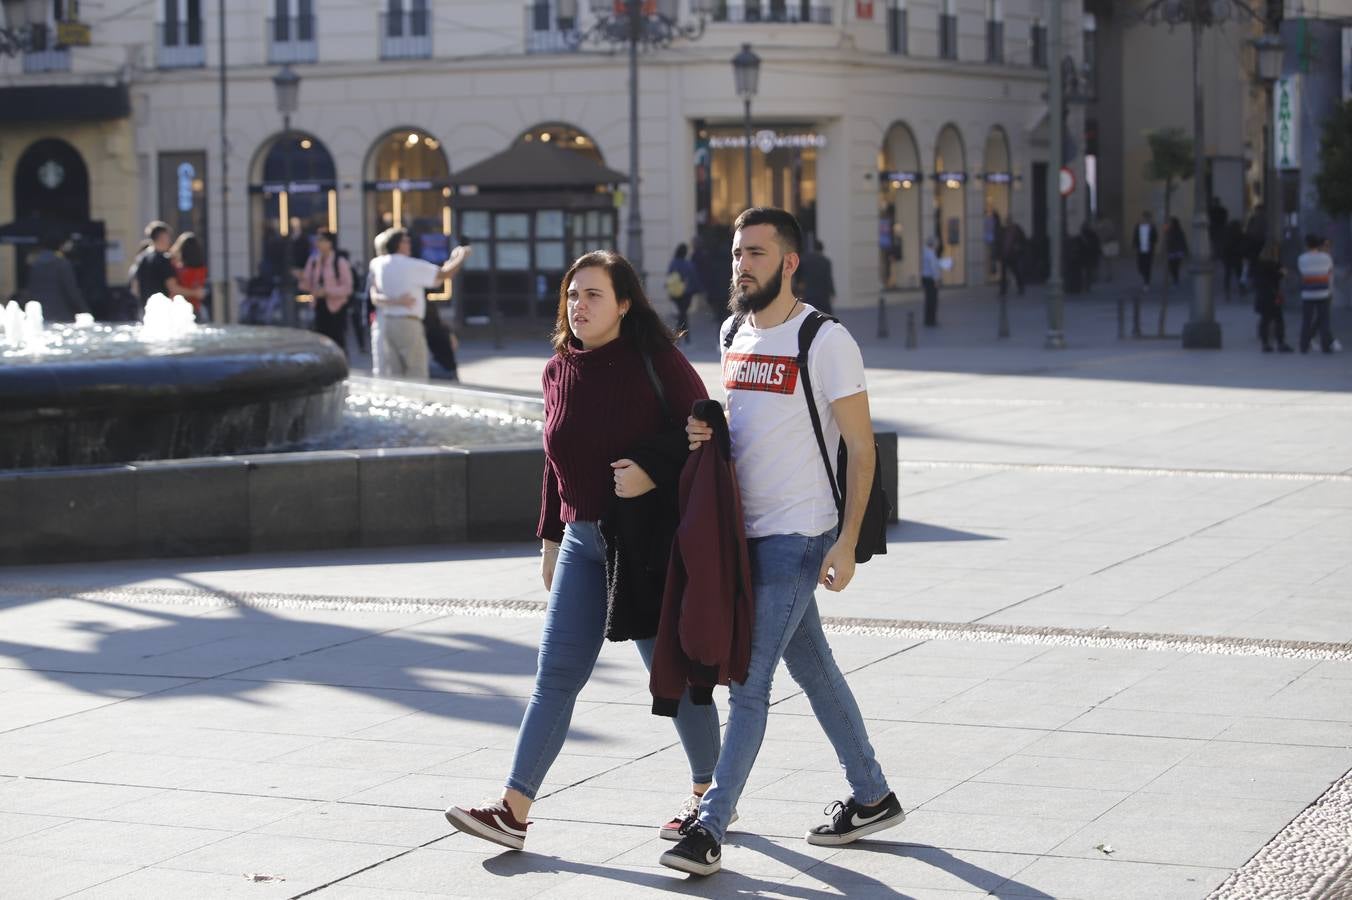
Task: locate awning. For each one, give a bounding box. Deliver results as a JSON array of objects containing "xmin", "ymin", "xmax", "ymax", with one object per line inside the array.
[
  {"xmin": 0, "ymin": 84, "xmax": 131, "ymax": 124},
  {"xmin": 448, "ymin": 141, "xmax": 627, "ymax": 190}
]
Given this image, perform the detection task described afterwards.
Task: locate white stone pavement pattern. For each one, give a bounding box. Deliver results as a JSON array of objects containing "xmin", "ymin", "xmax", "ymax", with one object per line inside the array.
[{"xmin": 1, "ymin": 286, "xmax": 1350, "ymax": 899}]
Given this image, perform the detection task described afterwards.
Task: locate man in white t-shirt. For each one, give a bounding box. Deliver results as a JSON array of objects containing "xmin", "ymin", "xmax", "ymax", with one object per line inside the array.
[
  {"xmin": 662, "ymin": 208, "xmax": 901, "ymax": 878},
  {"xmin": 367, "ymin": 228, "xmax": 470, "ymax": 379}
]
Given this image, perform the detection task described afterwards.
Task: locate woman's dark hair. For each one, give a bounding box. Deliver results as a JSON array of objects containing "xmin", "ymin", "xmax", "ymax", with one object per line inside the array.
[
  {"xmin": 171, "ymin": 232, "xmax": 205, "ymax": 268},
  {"xmin": 674, "ymin": 242, "xmax": 688, "ymax": 259},
  {"xmin": 552, "ymin": 250, "xmax": 676, "ymax": 356},
  {"xmin": 316, "ymin": 229, "xmax": 340, "ymax": 280}
]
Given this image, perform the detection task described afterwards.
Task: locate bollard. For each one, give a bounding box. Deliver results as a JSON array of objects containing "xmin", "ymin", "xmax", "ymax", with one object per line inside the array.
[
  {"xmin": 876, "ymin": 293, "xmax": 889, "ymax": 339},
  {"xmin": 1131, "ymin": 290, "xmax": 1142, "ymax": 338},
  {"xmin": 905, "ymin": 310, "xmax": 917, "ymax": 349},
  {"xmin": 1117, "ymin": 295, "xmax": 1125, "ymax": 340},
  {"xmin": 997, "ymin": 293, "xmax": 1010, "ymax": 339}
]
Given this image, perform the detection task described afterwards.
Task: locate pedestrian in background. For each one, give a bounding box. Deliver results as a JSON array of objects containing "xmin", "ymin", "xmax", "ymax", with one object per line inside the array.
[
  {"xmin": 130, "ymin": 221, "xmax": 183, "ymax": 306},
  {"xmin": 445, "ymin": 250, "xmax": 720, "ymax": 852},
  {"xmin": 22, "ymin": 229, "xmax": 89, "ymax": 322},
  {"xmin": 693, "ymin": 229, "xmax": 732, "ymax": 328},
  {"xmin": 300, "ymin": 229, "xmax": 353, "ymax": 355},
  {"xmin": 1000, "ymin": 221, "xmax": 1027, "ymax": 297},
  {"xmin": 665, "ymin": 242, "xmax": 701, "ymax": 342},
  {"xmin": 169, "ymin": 232, "xmax": 209, "ymax": 320},
  {"xmin": 1251, "ymin": 240, "xmax": 1291, "ymax": 353},
  {"xmin": 1132, "ymin": 210, "xmax": 1158, "ymax": 289},
  {"xmin": 795, "ymin": 238, "xmax": 836, "ymax": 315},
  {"xmin": 1222, "ymin": 219, "xmax": 1246, "ymax": 299},
  {"xmin": 1298, "ymin": 234, "xmax": 1340, "ymax": 354},
  {"xmin": 1165, "ymin": 216, "xmax": 1189, "ymax": 286},
  {"xmin": 921, "ymin": 236, "xmax": 941, "ymax": 326},
  {"xmin": 367, "ymin": 228, "xmax": 469, "ymax": 379}
]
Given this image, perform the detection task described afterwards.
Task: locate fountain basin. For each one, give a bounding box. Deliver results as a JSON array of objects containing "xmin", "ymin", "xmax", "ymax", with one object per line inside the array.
[{"xmin": 0, "ymin": 324, "xmax": 348, "ymax": 468}]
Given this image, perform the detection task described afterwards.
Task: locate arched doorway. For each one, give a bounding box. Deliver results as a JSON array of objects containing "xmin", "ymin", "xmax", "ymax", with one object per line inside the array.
[
  {"xmin": 363, "ymin": 128, "xmax": 451, "ymax": 265},
  {"xmin": 12, "ymin": 138, "xmax": 91, "ymax": 289},
  {"xmin": 878, "ymin": 123, "xmax": 922, "ymax": 290},
  {"xmin": 933, "ymin": 125, "xmax": 967, "ymax": 285},
  {"xmin": 248, "ymin": 133, "xmax": 337, "ymax": 278},
  {"xmin": 982, "ymin": 127, "xmax": 1013, "ymax": 283}
]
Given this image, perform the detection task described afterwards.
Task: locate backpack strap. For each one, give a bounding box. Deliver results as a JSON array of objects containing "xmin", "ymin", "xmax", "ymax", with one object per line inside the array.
[
  {"xmin": 721, "ymin": 311, "xmax": 747, "ymax": 350},
  {"xmin": 795, "ymin": 311, "xmax": 844, "ymax": 513}
]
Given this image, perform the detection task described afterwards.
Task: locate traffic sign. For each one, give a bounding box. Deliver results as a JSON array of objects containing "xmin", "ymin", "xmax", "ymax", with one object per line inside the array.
[{"xmin": 1059, "ymin": 166, "xmax": 1077, "ymax": 197}]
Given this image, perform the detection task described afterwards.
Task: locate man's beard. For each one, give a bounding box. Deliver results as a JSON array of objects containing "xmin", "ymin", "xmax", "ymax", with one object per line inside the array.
[{"xmin": 730, "ymin": 265, "xmax": 783, "ymax": 315}]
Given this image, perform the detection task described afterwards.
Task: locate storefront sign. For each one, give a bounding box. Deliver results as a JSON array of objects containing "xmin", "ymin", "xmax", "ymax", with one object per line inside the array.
[
  {"xmin": 57, "ymin": 21, "xmax": 92, "ymax": 47},
  {"xmin": 261, "ymin": 181, "xmax": 328, "ymax": 194},
  {"xmin": 709, "ymin": 130, "xmax": 828, "ymax": 152},
  {"xmin": 934, "ymin": 171, "xmax": 967, "ymax": 186},
  {"xmin": 983, "ymin": 171, "xmax": 1013, "ymax": 184},
  {"xmin": 1275, "ymin": 76, "xmax": 1301, "ymax": 170},
  {"xmin": 372, "ymin": 179, "xmax": 437, "ymax": 192},
  {"xmin": 177, "ymin": 163, "xmax": 196, "ymax": 212},
  {"xmin": 881, "ymin": 169, "xmax": 921, "ymax": 187}
]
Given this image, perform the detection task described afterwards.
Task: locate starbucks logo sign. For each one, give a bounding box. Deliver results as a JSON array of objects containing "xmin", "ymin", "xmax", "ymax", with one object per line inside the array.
[{"xmin": 38, "ymin": 160, "xmax": 66, "ymax": 190}]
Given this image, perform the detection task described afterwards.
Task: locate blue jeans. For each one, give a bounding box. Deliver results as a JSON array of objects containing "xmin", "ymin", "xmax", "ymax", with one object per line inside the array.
[
  {"xmin": 506, "ymin": 521, "xmax": 722, "ymax": 799},
  {"xmin": 697, "ymin": 531, "xmax": 890, "ymax": 843}
]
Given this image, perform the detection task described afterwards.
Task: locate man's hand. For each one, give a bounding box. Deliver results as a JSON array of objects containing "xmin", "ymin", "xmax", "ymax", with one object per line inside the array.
[
  {"xmin": 818, "ymin": 540, "xmax": 856, "ymax": 592},
  {"xmin": 541, "ymin": 539, "xmax": 560, "ymax": 591},
  {"xmin": 686, "ymin": 415, "xmax": 713, "ymax": 451},
  {"xmin": 611, "ymin": 459, "xmax": 655, "ymax": 498}
]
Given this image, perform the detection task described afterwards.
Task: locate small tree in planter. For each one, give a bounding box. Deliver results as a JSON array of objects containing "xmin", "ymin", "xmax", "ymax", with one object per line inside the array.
[
  {"xmin": 1314, "ymin": 100, "xmax": 1352, "ymax": 219},
  {"xmin": 1142, "ymin": 128, "xmax": 1194, "ymax": 334}
]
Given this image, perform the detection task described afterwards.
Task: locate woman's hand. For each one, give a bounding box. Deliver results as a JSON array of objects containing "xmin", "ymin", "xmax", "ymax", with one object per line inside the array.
[
  {"xmin": 541, "ymin": 539, "xmax": 560, "ymax": 591},
  {"xmin": 611, "ymin": 459, "xmax": 656, "ymax": 498}
]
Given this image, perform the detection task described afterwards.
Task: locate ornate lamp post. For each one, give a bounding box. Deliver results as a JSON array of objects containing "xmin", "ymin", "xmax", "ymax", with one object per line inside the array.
[
  {"xmin": 558, "ymin": 0, "xmax": 711, "ymax": 279},
  {"xmin": 1252, "ymin": 32, "xmax": 1284, "ymax": 250},
  {"xmin": 0, "ymin": 0, "xmax": 47, "ymax": 56},
  {"xmin": 272, "ymin": 63, "xmax": 301, "ymax": 327},
  {"xmin": 732, "ymin": 43, "xmax": 761, "ymax": 209}
]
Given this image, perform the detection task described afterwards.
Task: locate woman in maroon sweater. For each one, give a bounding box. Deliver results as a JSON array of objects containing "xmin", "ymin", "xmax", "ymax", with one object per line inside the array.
[{"xmin": 446, "ymin": 251, "xmax": 719, "ymax": 851}]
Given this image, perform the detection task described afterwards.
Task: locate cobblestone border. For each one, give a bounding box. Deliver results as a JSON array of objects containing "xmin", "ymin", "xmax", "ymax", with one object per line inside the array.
[
  {"xmin": 1204, "ymin": 766, "xmax": 1352, "ymax": 900},
  {"xmin": 906, "ymin": 459, "xmax": 1352, "ymax": 483},
  {"xmin": 2, "ymin": 582, "xmax": 1349, "ymax": 662}
]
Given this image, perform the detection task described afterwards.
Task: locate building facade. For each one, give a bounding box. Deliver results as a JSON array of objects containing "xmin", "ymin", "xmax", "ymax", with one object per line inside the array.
[{"xmin": 1, "ymin": 1, "xmax": 1087, "ymax": 320}]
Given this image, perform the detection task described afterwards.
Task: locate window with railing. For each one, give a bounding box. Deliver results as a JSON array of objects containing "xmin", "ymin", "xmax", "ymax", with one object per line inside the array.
[
  {"xmin": 888, "ymin": 1, "xmax": 907, "ymax": 55},
  {"xmin": 985, "ymin": 1, "xmax": 1003, "ymax": 63},
  {"xmin": 269, "ymin": 0, "xmax": 317, "ymax": 64},
  {"xmin": 713, "ymin": 2, "xmax": 832, "ymax": 24},
  {"xmin": 159, "ymin": 0, "xmax": 205, "ymax": 68},
  {"xmin": 525, "ymin": 0, "xmax": 579, "ymax": 54},
  {"xmin": 938, "ymin": 1, "xmax": 957, "ymax": 60},
  {"xmin": 1030, "ymin": 17, "xmax": 1046, "ymax": 67},
  {"xmin": 381, "ymin": 0, "xmax": 431, "ymax": 59},
  {"xmin": 18, "ymin": 4, "xmax": 71, "ymax": 73}
]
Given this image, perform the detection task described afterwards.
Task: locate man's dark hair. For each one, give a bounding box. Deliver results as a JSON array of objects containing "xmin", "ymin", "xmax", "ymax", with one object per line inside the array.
[
  {"xmin": 145, "ymin": 220, "xmax": 171, "ymax": 242},
  {"xmin": 674, "ymin": 242, "xmax": 688, "ymax": 259},
  {"xmin": 1305, "ymin": 233, "xmax": 1324, "ymax": 250},
  {"xmin": 733, "ymin": 207, "xmax": 803, "ymax": 256},
  {"xmin": 386, "ymin": 228, "xmax": 411, "ymax": 253}
]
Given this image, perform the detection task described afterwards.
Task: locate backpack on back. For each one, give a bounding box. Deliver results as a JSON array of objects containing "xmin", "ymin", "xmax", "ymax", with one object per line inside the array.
[{"xmin": 665, "ymin": 269, "xmax": 687, "ymax": 299}]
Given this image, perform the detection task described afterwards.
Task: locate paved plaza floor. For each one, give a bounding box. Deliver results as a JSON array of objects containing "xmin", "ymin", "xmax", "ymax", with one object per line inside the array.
[{"xmin": 1, "ymin": 282, "xmax": 1350, "ymax": 898}]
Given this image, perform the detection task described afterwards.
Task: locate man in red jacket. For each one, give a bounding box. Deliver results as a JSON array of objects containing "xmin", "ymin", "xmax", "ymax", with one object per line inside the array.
[{"xmin": 661, "ymin": 207, "xmax": 902, "ymax": 877}]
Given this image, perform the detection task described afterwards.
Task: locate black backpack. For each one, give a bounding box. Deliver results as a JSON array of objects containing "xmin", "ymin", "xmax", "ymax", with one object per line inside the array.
[{"xmin": 724, "ymin": 310, "xmax": 890, "ymax": 563}]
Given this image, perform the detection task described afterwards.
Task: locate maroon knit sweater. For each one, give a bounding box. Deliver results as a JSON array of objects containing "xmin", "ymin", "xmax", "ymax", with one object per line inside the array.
[{"xmin": 538, "ymin": 338, "xmax": 708, "ymax": 543}]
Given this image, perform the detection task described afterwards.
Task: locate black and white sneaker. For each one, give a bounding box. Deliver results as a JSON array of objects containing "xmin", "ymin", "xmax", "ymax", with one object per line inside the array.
[
  {"xmin": 805, "ymin": 792, "xmax": 905, "ymax": 846},
  {"xmin": 659, "ymin": 820, "xmax": 722, "ymax": 876}
]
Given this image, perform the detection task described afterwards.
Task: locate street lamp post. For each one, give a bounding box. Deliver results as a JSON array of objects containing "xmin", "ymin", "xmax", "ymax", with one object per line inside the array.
[
  {"xmin": 732, "ymin": 43, "xmax": 761, "ymax": 209},
  {"xmin": 1046, "ymin": 0, "xmax": 1066, "ymax": 349},
  {"xmin": 272, "ymin": 63, "xmax": 301, "ymax": 328},
  {"xmin": 562, "ymin": 0, "xmax": 710, "ymax": 281},
  {"xmin": 1253, "ymin": 33, "xmax": 1284, "ymax": 252}
]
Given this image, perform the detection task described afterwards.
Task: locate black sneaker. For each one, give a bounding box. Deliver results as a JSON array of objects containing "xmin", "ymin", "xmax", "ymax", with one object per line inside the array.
[
  {"xmin": 659, "ymin": 820, "xmax": 721, "ymax": 876},
  {"xmin": 805, "ymin": 792, "xmax": 905, "ymax": 846}
]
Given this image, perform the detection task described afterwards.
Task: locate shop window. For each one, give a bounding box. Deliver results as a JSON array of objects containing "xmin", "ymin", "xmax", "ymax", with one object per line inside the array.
[{"xmin": 364, "ymin": 129, "xmax": 451, "ymax": 268}]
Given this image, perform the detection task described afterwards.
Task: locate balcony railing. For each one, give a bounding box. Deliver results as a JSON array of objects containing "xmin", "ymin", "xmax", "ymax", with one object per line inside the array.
[
  {"xmin": 887, "ymin": 7, "xmax": 907, "ymax": 55},
  {"xmin": 158, "ymin": 20, "xmax": 206, "ymax": 68},
  {"xmin": 713, "ymin": 2, "xmax": 832, "ymax": 24},
  {"xmin": 268, "ymin": 15, "xmax": 317, "ymax": 64},
  {"xmin": 23, "ymin": 48, "xmax": 70, "ymax": 73},
  {"xmin": 380, "ymin": 10, "xmax": 431, "ymax": 59},
  {"xmin": 524, "ymin": 3, "xmax": 579, "ymax": 54},
  {"xmin": 985, "ymin": 19, "xmax": 1003, "ymax": 63}
]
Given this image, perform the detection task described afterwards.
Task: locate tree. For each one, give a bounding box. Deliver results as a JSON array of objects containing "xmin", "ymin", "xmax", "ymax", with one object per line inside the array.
[
  {"xmin": 1142, "ymin": 128, "xmax": 1194, "ymax": 223},
  {"xmin": 1315, "ymin": 100, "xmax": 1352, "ymax": 218}
]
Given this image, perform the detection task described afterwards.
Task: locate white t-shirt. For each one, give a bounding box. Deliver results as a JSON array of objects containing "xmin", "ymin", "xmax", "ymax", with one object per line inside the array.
[
  {"xmin": 720, "ymin": 304, "xmax": 867, "ymax": 539},
  {"xmin": 368, "ymin": 253, "xmax": 441, "ymax": 319}
]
